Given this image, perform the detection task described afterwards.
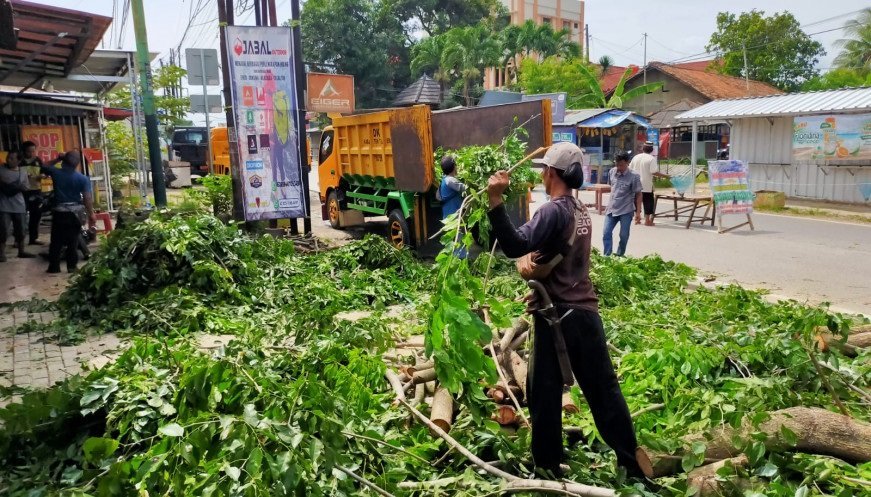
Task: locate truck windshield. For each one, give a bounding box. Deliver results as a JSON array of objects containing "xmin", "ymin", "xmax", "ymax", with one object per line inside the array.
[
  {"xmin": 174, "ymin": 131, "xmax": 205, "ymax": 145},
  {"xmin": 319, "ymin": 130, "xmax": 334, "ymax": 164}
]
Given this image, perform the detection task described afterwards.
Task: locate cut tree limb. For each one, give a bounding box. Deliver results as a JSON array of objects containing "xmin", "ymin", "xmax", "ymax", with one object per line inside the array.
[
  {"xmin": 493, "ymin": 404, "xmax": 519, "ymax": 426},
  {"xmin": 686, "ymin": 455, "xmax": 749, "ymax": 497},
  {"xmin": 429, "ymin": 387, "xmax": 454, "ymax": 434},
  {"xmin": 385, "ymin": 370, "xmax": 405, "ymax": 403},
  {"xmin": 817, "ymin": 331, "xmax": 871, "ymax": 357},
  {"xmin": 499, "ymin": 318, "xmax": 530, "ymax": 352},
  {"xmin": 505, "ymin": 479, "xmax": 615, "ymax": 497},
  {"xmin": 507, "ymin": 350, "xmax": 529, "ymax": 399},
  {"xmin": 562, "ymin": 390, "xmax": 579, "ymax": 414},
  {"xmin": 637, "ymin": 406, "xmax": 871, "ymax": 477},
  {"xmin": 411, "ymin": 383, "xmax": 426, "ymax": 407},
  {"xmin": 508, "ymin": 331, "xmax": 529, "ymax": 352}
]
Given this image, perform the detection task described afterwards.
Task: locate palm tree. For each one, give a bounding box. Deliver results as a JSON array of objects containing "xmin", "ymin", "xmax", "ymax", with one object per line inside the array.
[
  {"xmin": 411, "ymin": 35, "xmax": 451, "ymax": 103},
  {"xmin": 834, "ymin": 8, "xmax": 871, "ymax": 73},
  {"xmin": 573, "ymin": 64, "xmax": 663, "ymax": 108},
  {"xmin": 442, "ymin": 26, "xmax": 499, "ymax": 105},
  {"xmin": 598, "ymin": 55, "xmax": 614, "ymax": 77}
]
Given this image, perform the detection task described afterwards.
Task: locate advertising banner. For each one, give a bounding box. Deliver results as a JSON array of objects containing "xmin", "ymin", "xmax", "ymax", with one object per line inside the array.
[
  {"xmin": 20, "ymin": 125, "xmax": 67, "ymax": 162},
  {"xmin": 708, "ymin": 160, "xmax": 754, "ymax": 216},
  {"xmin": 307, "ymin": 72, "xmax": 355, "ymax": 114},
  {"xmin": 226, "ymin": 25, "xmax": 306, "ymax": 221},
  {"xmin": 793, "ymin": 113, "xmax": 871, "ymax": 161}
]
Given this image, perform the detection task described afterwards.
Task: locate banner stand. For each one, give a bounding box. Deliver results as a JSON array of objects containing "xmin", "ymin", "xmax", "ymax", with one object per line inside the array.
[
  {"xmin": 717, "ymin": 213, "xmax": 754, "ymax": 234},
  {"xmin": 708, "ymin": 159, "xmax": 756, "ymax": 235}
]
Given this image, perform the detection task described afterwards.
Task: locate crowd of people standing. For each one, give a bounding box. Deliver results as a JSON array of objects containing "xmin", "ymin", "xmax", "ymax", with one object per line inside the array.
[{"xmin": 0, "ymin": 144, "xmax": 95, "ymax": 273}]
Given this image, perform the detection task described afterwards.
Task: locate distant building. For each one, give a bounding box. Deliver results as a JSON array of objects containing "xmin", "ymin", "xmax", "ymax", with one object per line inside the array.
[
  {"xmin": 486, "ymin": 0, "xmax": 585, "ymax": 90},
  {"xmin": 498, "ymin": 0, "xmax": 585, "ymax": 45},
  {"xmin": 610, "ymin": 61, "xmax": 782, "ymax": 159}
]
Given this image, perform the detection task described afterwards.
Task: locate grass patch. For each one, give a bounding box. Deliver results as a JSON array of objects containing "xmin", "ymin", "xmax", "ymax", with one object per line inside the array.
[{"xmin": 756, "ymin": 205, "xmax": 871, "ymax": 224}]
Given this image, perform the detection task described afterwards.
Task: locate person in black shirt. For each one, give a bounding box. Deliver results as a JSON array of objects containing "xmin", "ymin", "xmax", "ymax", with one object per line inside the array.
[
  {"xmin": 486, "ymin": 142, "xmax": 642, "ymax": 477},
  {"xmin": 20, "ymin": 141, "xmax": 46, "ymax": 245}
]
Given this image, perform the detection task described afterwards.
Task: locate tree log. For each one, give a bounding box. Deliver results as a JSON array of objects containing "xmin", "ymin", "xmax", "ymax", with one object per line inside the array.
[
  {"xmin": 687, "ymin": 455, "xmax": 749, "ymax": 497},
  {"xmin": 816, "ymin": 331, "xmax": 871, "ymax": 357},
  {"xmin": 508, "ymin": 331, "xmax": 529, "ymax": 352},
  {"xmin": 493, "ymin": 405, "xmax": 519, "ymax": 426},
  {"xmin": 507, "ymin": 350, "xmax": 529, "ymax": 399},
  {"xmin": 430, "ymin": 387, "xmax": 454, "ymax": 434},
  {"xmin": 488, "ymin": 384, "xmax": 523, "ymax": 404},
  {"xmin": 505, "ymin": 479, "xmax": 616, "ymax": 497},
  {"xmin": 499, "ymin": 318, "xmax": 530, "ymax": 352},
  {"xmin": 401, "ymin": 360, "xmax": 435, "ymax": 377},
  {"xmin": 385, "ymin": 370, "xmax": 405, "ymax": 403},
  {"xmin": 411, "ymin": 383, "xmax": 426, "ymax": 407},
  {"xmin": 637, "ymin": 407, "xmax": 871, "ymax": 477},
  {"xmin": 411, "ymin": 368, "xmax": 438, "ymax": 384},
  {"xmin": 562, "ymin": 390, "xmax": 579, "ymax": 414}
]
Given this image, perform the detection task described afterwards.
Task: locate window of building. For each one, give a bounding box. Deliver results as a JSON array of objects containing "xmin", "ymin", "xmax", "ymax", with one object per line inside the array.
[
  {"xmin": 542, "ymin": 17, "xmax": 551, "ymax": 25},
  {"xmin": 574, "ymin": 22, "xmax": 579, "ymax": 29},
  {"xmin": 563, "ymin": 20, "xmax": 571, "ymax": 30}
]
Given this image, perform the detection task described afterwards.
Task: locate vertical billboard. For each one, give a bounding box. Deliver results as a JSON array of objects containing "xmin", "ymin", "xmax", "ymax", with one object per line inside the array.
[
  {"xmin": 306, "ymin": 72, "xmax": 355, "ymax": 114},
  {"xmin": 226, "ymin": 26, "xmax": 306, "ymax": 221}
]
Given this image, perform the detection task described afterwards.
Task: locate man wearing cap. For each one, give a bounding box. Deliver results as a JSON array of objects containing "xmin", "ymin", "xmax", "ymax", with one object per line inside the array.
[
  {"xmin": 630, "ymin": 142, "xmax": 668, "ymax": 226},
  {"xmin": 486, "ymin": 142, "xmax": 642, "ymax": 478}
]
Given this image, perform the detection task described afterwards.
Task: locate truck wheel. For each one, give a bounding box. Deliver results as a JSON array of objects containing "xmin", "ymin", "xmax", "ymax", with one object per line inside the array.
[
  {"xmin": 327, "ymin": 190, "xmax": 343, "ymax": 229},
  {"xmin": 387, "ymin": 209, "xmax": 411, "ymax": 249}
]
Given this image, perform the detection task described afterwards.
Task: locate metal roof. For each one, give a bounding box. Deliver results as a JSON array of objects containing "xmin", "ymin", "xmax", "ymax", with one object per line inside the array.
[
  {"xmin": 675, "ymin": 87, "xmax": 871, "ymax": 121},
  {"xmin": 555, "ymin": 108, "xmax": 608, "ymax": 126}
]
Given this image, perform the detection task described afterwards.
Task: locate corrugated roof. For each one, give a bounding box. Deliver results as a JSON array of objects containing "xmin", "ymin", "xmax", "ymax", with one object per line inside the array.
[
  {"xmin": 556, "ymin": 108, "xmax": 608, "ymax": 126},
  {"xmin": 675, "ymin": 87, "xmax": 871, "ymax": 121}
]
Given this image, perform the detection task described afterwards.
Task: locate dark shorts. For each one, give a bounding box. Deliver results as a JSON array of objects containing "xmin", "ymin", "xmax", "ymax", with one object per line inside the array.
[{"xmin": 642, "ymin": 191, "xmax": 655, "ymax": 216}]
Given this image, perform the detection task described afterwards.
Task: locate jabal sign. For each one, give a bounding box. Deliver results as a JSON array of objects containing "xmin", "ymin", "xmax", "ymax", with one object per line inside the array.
[{"xmin": 307, "ymin": 72, "xmax": 355, "ymax": 114}]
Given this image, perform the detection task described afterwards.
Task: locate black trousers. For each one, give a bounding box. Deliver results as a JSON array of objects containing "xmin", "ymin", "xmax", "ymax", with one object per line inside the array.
[
  {"xmin": 0, "ymin": 212, "xmax": 26, "ymax": 244},
  {"xmin": 48, "ymin": 211, "xmax": 81, "ymax": 271},
  {"xmin": 528, "ymin": 309, "xmax": 642, "ymax": 475},
  {"xmin": 25, "ymin": 190, "xmax": 43, "ymax": 242}
]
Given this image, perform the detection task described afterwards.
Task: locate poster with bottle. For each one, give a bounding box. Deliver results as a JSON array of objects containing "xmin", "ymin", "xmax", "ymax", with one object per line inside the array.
[
  {"xmin": 793, "ymin": 114, "xmax": 871, "ymax": 161},
  {"xmin": 225, "ymin": 26, "xmax": 307, "ymax": 221}
]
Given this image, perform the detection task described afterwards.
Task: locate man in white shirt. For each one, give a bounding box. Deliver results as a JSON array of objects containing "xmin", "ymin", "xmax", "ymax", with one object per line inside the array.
[{"xmin": 630, "ymin": 141, "xmax": 668, "ymax": 226}]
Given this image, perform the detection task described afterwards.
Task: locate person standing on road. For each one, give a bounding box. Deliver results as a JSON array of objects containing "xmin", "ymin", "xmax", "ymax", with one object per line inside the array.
[
  {"xmin": 20, "ymin": 141, "xmax": 46, "ymax": 245},
  {"xmin": 40, "ymin": 151, "xmax": 95, "ymax": 274},
  {"xmin": 630, "ymin": 141, "xmax": 668, "ymax": 226},
  {"xmin": 437, "ymin": 155, "xmax": 466, "ymax": 219},
  {"xmin": 603, "ymin": 152, "xmax": 642, "ymax": 256},
  {"xmin": 0, "ymin": 151, "xmax": 36, "ymax": 261},
  {"xmin": 485, "ymin": 142, "xmax": 642, "ymax": 478}
]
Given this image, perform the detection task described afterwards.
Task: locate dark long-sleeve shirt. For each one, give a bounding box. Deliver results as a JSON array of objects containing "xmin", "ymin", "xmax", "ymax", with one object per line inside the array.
[{"xmin": 488, "ymin": 195, "xmax": 598, "ymax": 312}]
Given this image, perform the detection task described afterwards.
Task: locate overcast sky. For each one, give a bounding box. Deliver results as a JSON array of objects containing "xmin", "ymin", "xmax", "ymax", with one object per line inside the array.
[{"xmin": 38, "ymin": 0, "xmax": 870, "ymax": 124}]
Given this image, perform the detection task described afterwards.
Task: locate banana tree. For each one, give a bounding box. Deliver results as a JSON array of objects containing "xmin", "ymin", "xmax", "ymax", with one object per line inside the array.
[{"xmin": 576, "ymin": 64, "xmax": 663, "ymax": 108}]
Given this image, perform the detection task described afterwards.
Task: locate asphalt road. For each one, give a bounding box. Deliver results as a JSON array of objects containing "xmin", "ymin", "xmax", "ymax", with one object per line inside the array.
[
  {"xmin": 308, "ymin": 165, "xmax": 870, "ymax": 316},
  {"xmin": 534, "ymin": 188, "xmax": 871, "ymax": 317}
]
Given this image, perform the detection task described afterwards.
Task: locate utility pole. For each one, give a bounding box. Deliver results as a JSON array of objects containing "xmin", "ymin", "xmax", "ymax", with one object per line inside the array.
[
  {"xmin": 217, "ymin": 0, "xmax": 243, "ymax": 221},
  {"xmin": 130, "ymin": 0, "xmax": 167, "ymax": 207},
  {"xmin": 585, "ymin": 24, "xmax": 590, "ymax": 63},
  {"xmin": 742, "ymin": 43, "xmax": 750, "ymax": 92},
  {"xmin": 290, "ymin": 0, "xmax": 312, "ymax": 235},
  {"xmin": 642, "ymin": 32, "xmax": 647, "ymax": 113}
]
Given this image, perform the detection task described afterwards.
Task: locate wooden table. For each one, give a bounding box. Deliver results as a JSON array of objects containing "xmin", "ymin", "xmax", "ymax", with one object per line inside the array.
[
  {"xmin": 654, "ymin": 193, "xmax": 715, "ymax": 229},
  {"xmin": 581, "ymin": 184, "xmax": 611, "ymax": 214}
]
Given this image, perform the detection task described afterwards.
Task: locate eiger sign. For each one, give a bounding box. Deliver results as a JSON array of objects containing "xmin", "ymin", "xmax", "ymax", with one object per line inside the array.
[{"xmin": 307, "ymin": 72, "xmax": 355, "ymax": 114}]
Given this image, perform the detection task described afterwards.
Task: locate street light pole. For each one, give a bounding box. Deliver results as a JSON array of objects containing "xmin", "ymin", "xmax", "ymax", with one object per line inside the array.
[{"xmin": 130, "ymin": 0, "xmax": 167, "ymax": 207}]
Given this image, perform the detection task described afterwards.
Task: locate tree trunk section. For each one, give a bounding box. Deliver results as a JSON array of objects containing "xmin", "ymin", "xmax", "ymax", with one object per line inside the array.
[
  {"xmin": 429, "ymin": 387, "xmax": 454, "ymax": 435},
  {"xmin": 493, "ymin": 404, "xmax": 519, "ymax": 426},
  {"xmin": 687, "ymin": 455, "xmax": 749, "ymax": 497},
  {"xmin": 638, "ymin": 407, "xmax": 871, "ymax": 477},
  {"xmin": 816, "ymin": 331, "xmax": 871, "ymax": 356},
  {"xmin": 507, "ymin": 350, "xmax": 528, "ymax": 399},
  {"xmin": 562, "ymin": 390, "xmax": 579, "ymax": 413}
]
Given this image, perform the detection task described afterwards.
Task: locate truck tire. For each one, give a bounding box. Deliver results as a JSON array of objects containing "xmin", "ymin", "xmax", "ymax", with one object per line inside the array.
[
  {"xmin": 387, "ymin": 209, "xmax": 411, "ymax": 249},
  {"xmin": 327, "ymin": 190, "xmax": 343, "ymax": 229}
]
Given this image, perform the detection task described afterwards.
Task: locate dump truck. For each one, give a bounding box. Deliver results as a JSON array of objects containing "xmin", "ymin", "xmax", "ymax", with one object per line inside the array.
[{"xmin": 317, "ymin": 100, "xmax": 552, "ymax": 251}]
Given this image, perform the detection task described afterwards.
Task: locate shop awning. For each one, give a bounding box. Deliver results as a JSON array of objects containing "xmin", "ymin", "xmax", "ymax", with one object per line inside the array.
[
  {"xmin": 577, "ymin": 109, "xmax": 649, "ymax": 128},
  {"xmin": 0, "ymin": 0, "xmax": 112, "ymax": 90}
]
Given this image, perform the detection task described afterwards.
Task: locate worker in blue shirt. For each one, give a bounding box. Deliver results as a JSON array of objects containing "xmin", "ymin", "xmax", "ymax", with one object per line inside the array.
[
  {"xmin": 437, "ymin": 155, "xmax": 468, "ymax": 258},
  {"xmin": 41, "ymin": 151, "xmax": 96, "ymax": 273}
]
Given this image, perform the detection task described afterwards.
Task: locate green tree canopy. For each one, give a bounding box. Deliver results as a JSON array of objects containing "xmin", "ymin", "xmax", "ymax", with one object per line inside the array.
[
  {"xmin": 707, "ymin": 10, "xmax": 825, "ymax": 92},
  {"xmin": 518, "ymin": 57, "xmax": 662, "ymax": 109},
  {"xmin": 442, "ymin": 25, "xmax": 500, "ymax": 105},
  {"xmin": 105, "ymin": 65, "xmax": 190, "ymax": 126},
  {"xmin": 300, "ymin": 0, "xmax": 410, "ymax": 108},
  {"xmin": 386, "ymin": 0, "xmax": 503, "ymax": 36},
  {"xmin": 834, "ymin": 8, "xmax": 871, "ymax": 73},
  {"xmin": 801, "ymin": 68, "xmax": 871, "ymax": 91}
]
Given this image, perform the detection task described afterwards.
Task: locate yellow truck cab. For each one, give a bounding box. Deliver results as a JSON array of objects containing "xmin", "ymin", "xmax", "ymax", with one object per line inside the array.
[{"xmin": 317, "ymin": 101, "xmax": 551, "ymax": 251}]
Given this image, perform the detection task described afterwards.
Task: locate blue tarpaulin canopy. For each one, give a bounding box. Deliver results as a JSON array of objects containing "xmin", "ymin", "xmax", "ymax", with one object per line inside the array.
[{"xmin": 577, "ymin": 109, "xmax": 649, "ymax": 128}]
